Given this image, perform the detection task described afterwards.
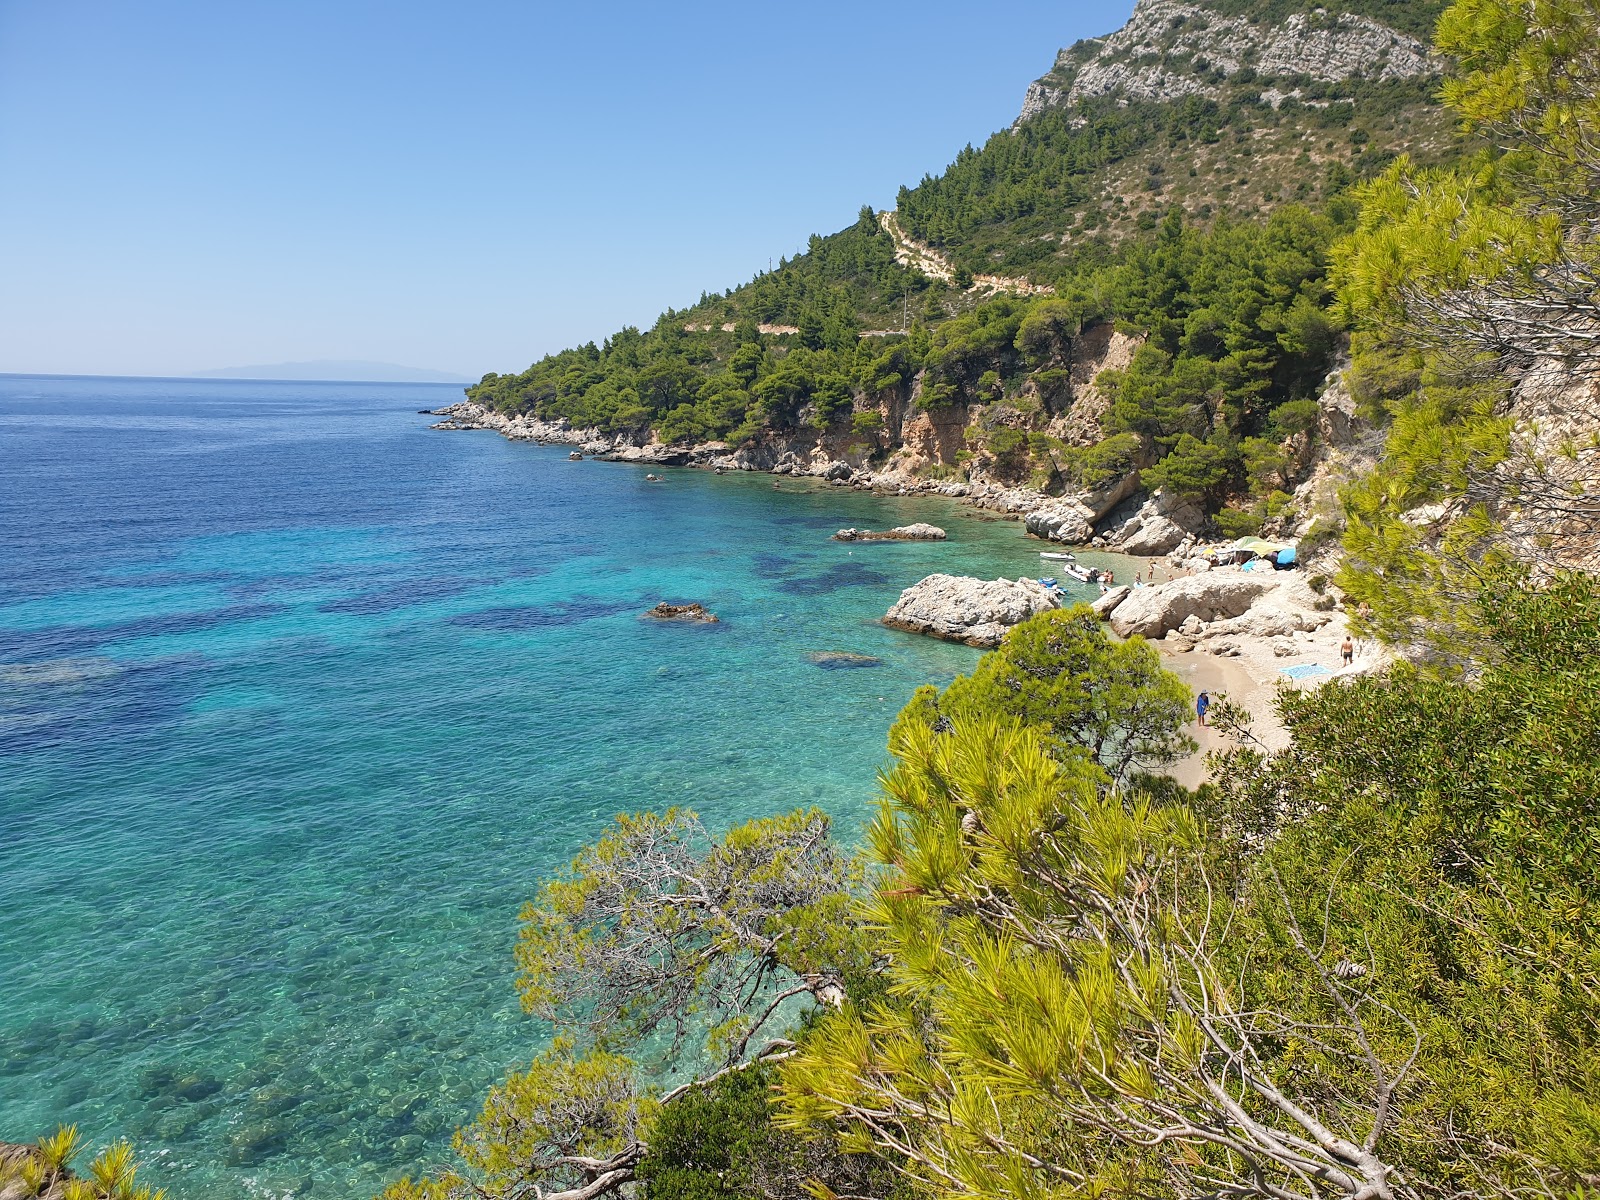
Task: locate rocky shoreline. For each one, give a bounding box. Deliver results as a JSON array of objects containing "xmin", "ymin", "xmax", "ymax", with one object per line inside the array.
[
  {"xmin": 429, "ymin": 399, "xmax": 1378, "ymax": 715},
  {"xmin": 427, "ymin": 401, "xmax": 1223, "ymax": 556}
]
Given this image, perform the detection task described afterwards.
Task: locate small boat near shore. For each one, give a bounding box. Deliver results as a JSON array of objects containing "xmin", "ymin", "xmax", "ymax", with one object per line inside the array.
[{"xmin": 1040, "ymin": 550, "xmax": 1101, "ymax": 584}]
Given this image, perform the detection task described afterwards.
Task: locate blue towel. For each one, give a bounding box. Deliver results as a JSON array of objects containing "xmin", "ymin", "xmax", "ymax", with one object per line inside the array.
[{"xmin": 1279, "ymin": 663, "xmax": 1333, "ymax": 679}]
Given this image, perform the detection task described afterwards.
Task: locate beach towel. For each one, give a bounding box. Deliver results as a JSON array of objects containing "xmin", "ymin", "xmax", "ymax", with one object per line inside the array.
[{"xmin": 1279, "ymin": 663, "xmax": 1333, "ymax": 679}]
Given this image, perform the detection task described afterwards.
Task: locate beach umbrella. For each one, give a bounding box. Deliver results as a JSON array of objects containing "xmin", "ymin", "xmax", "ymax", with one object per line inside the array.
[{"xmin": 1230, "ymin": 536, "xmax": 1289, "ymax": 556}]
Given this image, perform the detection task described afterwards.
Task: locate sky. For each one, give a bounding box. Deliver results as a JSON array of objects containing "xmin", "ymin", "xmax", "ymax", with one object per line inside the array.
[{"xmin": 0, "ymin": 0, "xmax": 1133, "ymax": 380}]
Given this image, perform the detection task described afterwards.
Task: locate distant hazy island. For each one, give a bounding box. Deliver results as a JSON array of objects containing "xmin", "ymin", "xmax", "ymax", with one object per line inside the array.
[{"xmin": 189, "ymin": 359, "xmax": 471, "ymax": 384}]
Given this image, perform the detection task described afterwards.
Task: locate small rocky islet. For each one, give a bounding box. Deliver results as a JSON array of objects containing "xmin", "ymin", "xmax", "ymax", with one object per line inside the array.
[
  {"xmin": 831, "ymin": 523, "xmax": 946, "ymax": 542},
  {"xmin": 642, "ymin": 602, "xmax": 720, "ymax": 623}
]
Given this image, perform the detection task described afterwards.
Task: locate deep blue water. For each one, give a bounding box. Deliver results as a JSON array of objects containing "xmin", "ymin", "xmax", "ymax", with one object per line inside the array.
[{"xmin": 0, "ymin": 376, "xmax": 1116, "ymax": 1199}]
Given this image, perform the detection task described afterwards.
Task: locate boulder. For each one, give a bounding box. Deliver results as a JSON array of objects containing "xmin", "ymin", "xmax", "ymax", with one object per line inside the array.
[
  {"xmin": 1109, "ymin": 573, "xmax": 1274, "ymax": 639},
  {"xmin": 883, "ymin": 574, "xmax": 1060, "ymax": 648},
  {"xmin": 1023, "ymin": 473, "xmax": 1142, "ymax": 545},
  {"xmin": 644, "ymin": 602, "xmax": 719, "ymax": 623},
  {"xmin": 823, "ymin": 460, "xmax": 855, "ymax": 481},
  {"xmin": 1091, "ymin": 585, "xmax": 1130, "ymax": 618},
  {"xmin": 1100, "ymin": 489, "xmax": 1205, "ymax": 555},
  {"xmin": 1202, "ymin": 607, "xmax": 1330, "ymax": 640},
  {"xmin": 1024, "ymin": 504, "xmax": 1094, "ymax": 545},
  {"xmin": 833, "ymin": 523, "xmax": 947, "ymax": 542}
]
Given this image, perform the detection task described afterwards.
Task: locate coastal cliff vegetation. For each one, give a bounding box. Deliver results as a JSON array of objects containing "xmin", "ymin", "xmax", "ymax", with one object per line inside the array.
[
  {"xmin": 30, "ymin": 0, "xmax": 1600, "ymax": 1195},
  {"xmin": 379, "ymin": 575, "xmax": 1600, "ymax": 1200},
  {"xmin": 463, "ymin": 0, "xmax": 1460, "ymax": 541},
  {"xmin": 375, "ymin": 2, "xmax": 1600, "ymax": 1199}
]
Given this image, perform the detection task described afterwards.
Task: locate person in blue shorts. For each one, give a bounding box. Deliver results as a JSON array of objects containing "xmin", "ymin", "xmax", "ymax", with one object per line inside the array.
[{"xmin": 1196, "ymin": 690, "xmax": 1211, "ymax": 727}]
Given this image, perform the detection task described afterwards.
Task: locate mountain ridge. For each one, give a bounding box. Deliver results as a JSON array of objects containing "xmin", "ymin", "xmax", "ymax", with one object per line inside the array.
[{"xmin": 1016, "ymin": 0, "xmax": 1440, "ymax": 125}]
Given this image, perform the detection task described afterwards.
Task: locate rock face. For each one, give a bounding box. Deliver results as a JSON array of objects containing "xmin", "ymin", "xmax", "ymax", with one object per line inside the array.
[
  {"xmin": 1024, "ymin": 473, "xmax": 1143, "ymax": 544},
  {"xmin": 1495, "ymin": 355, "xmax": 1600, "ymax": 572},
  {"xmin": 1110, "ymin": 572, "xmax": 1274, "ymax": 639},
  {"xmin": 833, "ymin": 523, "xmax": 947, "ymax": 542},
  {"xmin": 1017, "ymin": 0, "xmax": 1438, "ymax": 124},
  {"xmin": 884, "ymin": 574, "xmax": 1060, "ymax": 648},
  {"xmin": 1098, "ymin": 489, "xmax": 1205, "ymax": 555},
  {"xmin": 644, "ymin": 602, "xmax": 719, "ymax": 623},
  {"xmin": 2, "ymin": 1143, "xmax": 72, "ymax": 1200}
]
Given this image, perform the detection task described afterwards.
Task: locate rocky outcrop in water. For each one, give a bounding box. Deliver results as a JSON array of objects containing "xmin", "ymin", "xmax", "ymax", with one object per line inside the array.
[
  {"xmin": 833, "ymin": 523, "xmax": 947, "ymax": 542},
  {"xmin": 883, "ymin": 574, "xmax": 1060, "ymax": 648},
  {"xmin": 644, "ymin": 603, "xmax": 719, "ymax": 623}
]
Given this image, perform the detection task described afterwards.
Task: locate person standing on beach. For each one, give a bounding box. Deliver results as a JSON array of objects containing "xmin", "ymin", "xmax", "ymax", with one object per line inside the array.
[
  {"xmin": 1341, "ymin": 635, "xmax": 1354, "ymax": 666},
  {"xmin": 1196, "ymin": 691, "xmax": 1210, "ymax": 727}
]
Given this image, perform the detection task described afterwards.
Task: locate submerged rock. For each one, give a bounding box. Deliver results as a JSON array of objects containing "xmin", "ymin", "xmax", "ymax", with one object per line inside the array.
[
  {"xmin": 832, "ymin": 523, "xmax": 947, "ymax": 542},
  {"xmin": 644, "ymin": 602, "xmax": 720, "ymax": 623},
  {"xmin": 883, "ymin": 574, "xmax": 1060, "ymax": 648},
  {"xmin": 808, "ymin": 651, "xmax": 884, "ymax": 669}
]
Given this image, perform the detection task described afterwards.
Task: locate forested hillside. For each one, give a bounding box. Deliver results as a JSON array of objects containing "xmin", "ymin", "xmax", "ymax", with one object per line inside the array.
[
  {"xmin": 373, "ymin": 7, "xmax": 1600, "ymax": 1198},
  {"xmin": 464, "ymin": 0, "xmax": 1459, "ymax": 545},
  {"xmin": 30, "ymin": 2, "xmax": 1600, "ymax": 1198}
]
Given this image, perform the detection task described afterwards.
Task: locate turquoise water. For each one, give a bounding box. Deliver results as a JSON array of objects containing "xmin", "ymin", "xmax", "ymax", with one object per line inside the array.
[{"xmin": 0, "ymin": 376, "xmax": 1115, "ymax": 1199}]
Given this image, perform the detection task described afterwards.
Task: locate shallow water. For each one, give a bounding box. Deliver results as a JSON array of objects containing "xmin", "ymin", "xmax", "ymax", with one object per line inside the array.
[{"xmin": 0, "ymin": 376, "xmax": 1119, "ymax": 1198}]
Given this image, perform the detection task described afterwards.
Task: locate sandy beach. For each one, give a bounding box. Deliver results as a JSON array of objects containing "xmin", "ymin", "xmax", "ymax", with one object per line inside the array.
[{"xmin": 1157, "ymin": 646, "xmax": 1291, "ymax": 789}]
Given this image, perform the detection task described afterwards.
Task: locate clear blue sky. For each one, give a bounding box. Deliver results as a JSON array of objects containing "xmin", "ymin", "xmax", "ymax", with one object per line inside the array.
[{"xmin": 0, "ymin": 0, "xmax": 1132, "ymax": 379}]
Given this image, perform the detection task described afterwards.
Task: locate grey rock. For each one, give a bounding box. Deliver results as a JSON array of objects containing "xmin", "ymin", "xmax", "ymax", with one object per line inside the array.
[
  {"xmin": 1109, "ymin": 573, "xmax": 1275, "ymax": 639},
  {"xmin": 884, "ymin": 574, "xmax": 1061, "ymax": 648},
  {"xmin": 808, "ymin": 651, "xmax": 885, "ymax": 669},
  {"xmin": 834, "ymin": 523, "xmax": 947, "ymax": 542},
  {"xmin": 1091, "ymin": 585, "xmax": 1131, "ymax": 617},
  {"xmin": 1024, "ymin": 473, "xmax": 1142, "ymax": 545},
  {"xmin": 1099, "ymin": 489, "xmax": 1205, "ymax": 555},
  {"xmin": 644, "ymin": 602, "xmax": 720, "ymax": 623},
  {"xmin": 1017, "ymin": 0, "xmax": 1438, "ymax": 125}
]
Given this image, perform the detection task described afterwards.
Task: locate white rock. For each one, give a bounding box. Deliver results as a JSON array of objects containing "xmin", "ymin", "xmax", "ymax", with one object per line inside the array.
[
  {"xmin": 884, "ymin": 574, "xmax": 1061, "ymax": 648},
  {"xmin": 1023, "ymin": 473, "xmax": 1142, "ymax": 545},
  {"xmin": 1101, "ymin": 489, "xmax": 1205, "ymax": 555},
  {"xmin": 1109, "ymin": 573, "xmax": 1275, "ymax": 639},
  {"xmin": 1091, "ymin": 585, "xmax": 1131, "ymax": 618}
]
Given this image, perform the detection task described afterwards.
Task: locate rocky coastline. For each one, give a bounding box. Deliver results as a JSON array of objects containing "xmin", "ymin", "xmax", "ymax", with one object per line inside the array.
[
  {"xmin": 427, "ymin": 401, "xmax": 1227, "ymax": 557},
  {"xmin": 429, "ymin": 397, "xmax": 1378, "ymax": 709}
]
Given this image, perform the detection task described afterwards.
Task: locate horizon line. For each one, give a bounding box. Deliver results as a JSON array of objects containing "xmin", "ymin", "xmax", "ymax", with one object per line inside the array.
[{"xmin": 0, "ymin": 370, "xmax": 473, "ymax": 386}]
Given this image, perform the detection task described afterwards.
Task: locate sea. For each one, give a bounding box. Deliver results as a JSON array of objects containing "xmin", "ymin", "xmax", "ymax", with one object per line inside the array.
[{"xmin": 0, "ymin": 375, "xmax": 1119, "ymax": 1199}]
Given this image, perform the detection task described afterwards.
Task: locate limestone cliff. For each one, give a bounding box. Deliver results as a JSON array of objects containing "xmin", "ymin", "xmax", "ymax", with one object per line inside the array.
[{"xmin": 1017, "ymin": 0, "xmax": 1438, "ymax": 124}]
